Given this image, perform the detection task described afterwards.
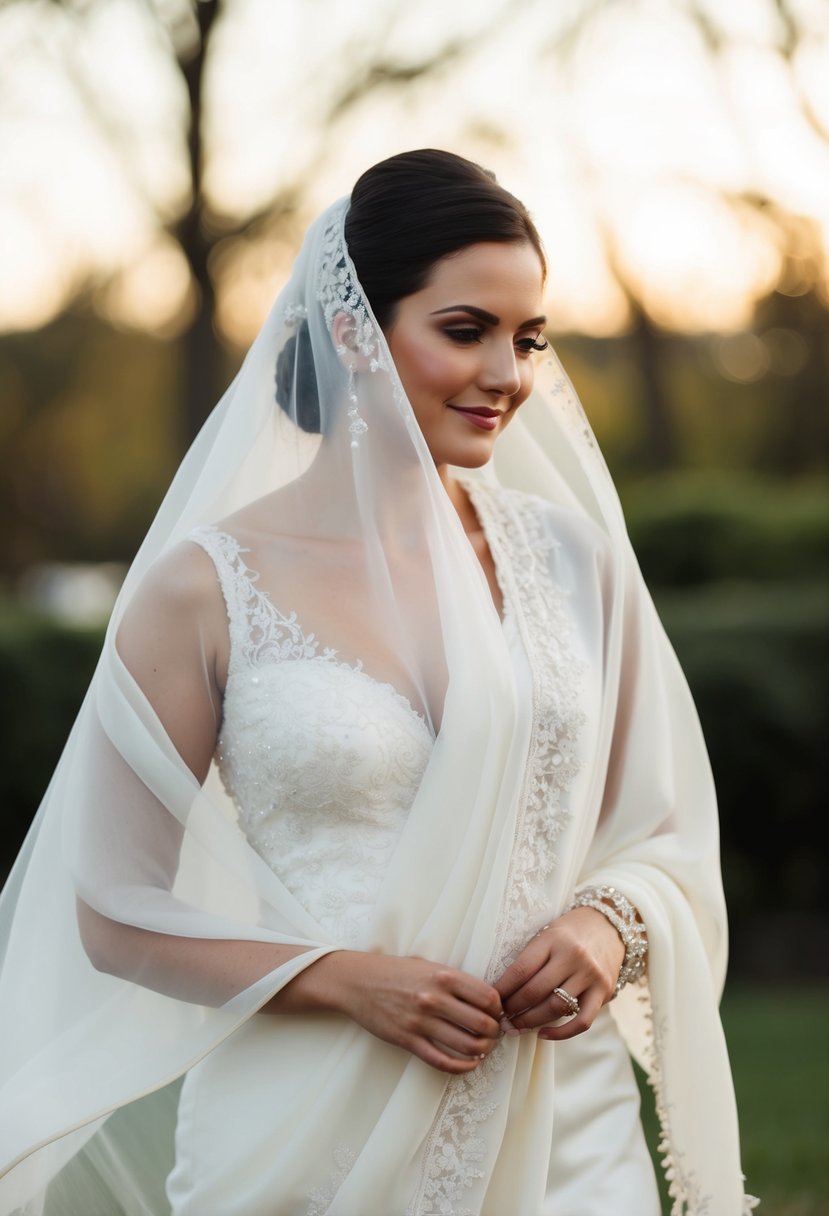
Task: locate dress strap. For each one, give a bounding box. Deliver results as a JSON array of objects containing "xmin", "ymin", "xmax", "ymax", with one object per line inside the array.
[
  {"xmin": 188, "ymin": 525, "xmax": 328, "ymax": 674},
  {"xmin": 188, "ymin": 526, "xmax": 259, "ymax": 673}
]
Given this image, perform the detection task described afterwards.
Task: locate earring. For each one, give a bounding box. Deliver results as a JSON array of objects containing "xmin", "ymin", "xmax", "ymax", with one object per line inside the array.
[{"xmin": 345, "ymin": 361, "xmax": 368, "ymax": 449}]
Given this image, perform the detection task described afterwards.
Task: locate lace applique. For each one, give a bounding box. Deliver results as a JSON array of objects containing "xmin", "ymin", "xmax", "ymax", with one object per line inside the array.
[
  {"xmin": 408, "ymin": 482, "xmax": 588, "ymax": 1215},
  {"xmin": 316, "ymin": 201, "xmax": 385, "ymax": 364},
  {"xmin": 306, "ymin": 1144, "xmax": 357, "ymax": 1216},
  {"xmin": 314, "ymin": 203, "xmax": 410, "ymax": 410},
  {"xmin": 188, "ymin": 526, "xmax": 433, "ymax": 949},
  {"xmin": 470, "ymin": 483, "xmax": 587, "ymax": 971},
  {"xmin": 190, "ymin": 526, "xmax": 337, "ymax": 674},
  {"xmin": 414, "ymin": 1048, "xmax": 505, "ymax": 1216}
]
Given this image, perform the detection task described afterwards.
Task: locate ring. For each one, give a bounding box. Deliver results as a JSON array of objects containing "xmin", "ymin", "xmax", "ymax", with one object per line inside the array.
[{"xmin": 552, "ymin": 986, "xmax": 580, "ymax": 1017}]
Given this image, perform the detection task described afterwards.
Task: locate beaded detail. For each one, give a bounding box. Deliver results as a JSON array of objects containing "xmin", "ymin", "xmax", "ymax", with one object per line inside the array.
[
  {"xmin": 634, "ymin": 993, "xmax": 760, "ymax": 1216},
  {"xmin": 569, "ymin": 884, "xmax": 648, "ymax": 995},
  {"xmin": 282, "ymin": 301, "xmax": 307, "ymax": 328},
  {"xmin": 188, "ymin": 526, "xmax": 433, "ymax": 950},
  {"xmin": 407, "ymin": 482, "xmax": 588, "ymax": 1215},
  {"xmin": 316, "ymin": 200, "xmax": 386, "ymax": 364},
  {"xmin": 313, "ymin": 201, "xmax": 411, "ymax": 435}
]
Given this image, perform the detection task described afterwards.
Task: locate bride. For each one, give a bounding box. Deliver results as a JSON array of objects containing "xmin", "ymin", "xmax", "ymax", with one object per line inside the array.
[{"xmin": 0, "ymin": 150, "xmax": 754, "ymax": 1215}]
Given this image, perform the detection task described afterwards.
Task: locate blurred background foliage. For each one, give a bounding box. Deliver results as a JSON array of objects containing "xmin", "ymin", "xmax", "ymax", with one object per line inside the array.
[{"xmin": 1, "ymin": 0, "xmax": 827, "ymax": 968}]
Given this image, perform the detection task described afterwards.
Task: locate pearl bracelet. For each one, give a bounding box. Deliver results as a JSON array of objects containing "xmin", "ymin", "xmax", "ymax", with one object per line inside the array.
[{"xmin": 569, "ymin": 884, "xmax": 648, "ymax": 996}]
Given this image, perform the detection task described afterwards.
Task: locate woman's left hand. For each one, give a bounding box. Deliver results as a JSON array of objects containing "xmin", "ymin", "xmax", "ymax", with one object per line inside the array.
[{"xmin": 493, "ymin": 907, "xmax": 625, "ymax": 1041}]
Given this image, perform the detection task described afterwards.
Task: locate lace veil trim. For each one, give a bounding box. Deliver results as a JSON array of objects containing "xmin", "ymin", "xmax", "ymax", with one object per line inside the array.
[{"xmin": 407, "ymin": 483, "xmax": 587, "ymax": 1215}]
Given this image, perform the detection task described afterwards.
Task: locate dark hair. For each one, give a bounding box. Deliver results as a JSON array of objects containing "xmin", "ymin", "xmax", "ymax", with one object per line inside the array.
[
  {"xmin": 346, "ymin": 149, "xmax": 546, "ymax": 330},
  {"xmin": 276, "ymin": 149, "xmax": 545, "ymax": 431},
  {"xmin": 275, "ymin": 320, "xmax": 320, "ymax": 433}
]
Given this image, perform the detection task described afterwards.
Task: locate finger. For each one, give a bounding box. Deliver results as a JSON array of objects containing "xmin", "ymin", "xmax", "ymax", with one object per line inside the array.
[
  {"xmin": 448, "ymin": 971, "xmax": 504, "ymax": 1020},
  {"xmin": 501, "ymin": 963, "xmax": 581, "ymax": 1023},
  {"xmin": 410, "ymin": 972, "xmax": 500, "ymax": 1040},
  {"xmin": 425, "ymin": 1018, "xmax": 499, "ymax": 1059},
  {"xmin": 444, "ymin": 997, "xmax": 502, "ymax": 1041},
  {"xmin": 416, "ymin": 1038, "xmax": 489, "ymax": 1074},
  {"xmin": 505, "ymin": 971, "xmax": 584, "ymax": 1030},
  {"xmin": 537, "ymin": 987, "xmax": 604, "ymax": 1041},
  {"xmin": 493, "ymin": 942, "xmax": 549, "ymax": 1001}
]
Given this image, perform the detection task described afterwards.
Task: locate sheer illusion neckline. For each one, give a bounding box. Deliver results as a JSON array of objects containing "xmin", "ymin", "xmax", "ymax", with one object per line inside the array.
[
  {"xmin": 199, "ymin": 525, "xmax": 437, "ymax": 741},
  {"xmin": 197, "ymin": 492, "xmax": 515, "ymax": 744}
]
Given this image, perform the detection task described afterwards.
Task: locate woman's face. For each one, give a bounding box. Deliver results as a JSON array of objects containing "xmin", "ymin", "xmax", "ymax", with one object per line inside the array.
[{"xmin": 383, "ymin": 241, "xmax": 547, "ymax": 471}]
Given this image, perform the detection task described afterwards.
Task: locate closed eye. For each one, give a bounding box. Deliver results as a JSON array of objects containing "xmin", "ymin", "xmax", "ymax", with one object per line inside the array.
[
  {"xmin": 445, "ymin": 328, "xmax": 548, "ymax": 353},
  {"xmin": 444, "ymin": 327, "xmax": 484, "ymax": 345}
]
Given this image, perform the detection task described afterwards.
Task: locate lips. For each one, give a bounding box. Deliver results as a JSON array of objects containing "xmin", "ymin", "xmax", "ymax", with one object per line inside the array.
[{"xmin": 447, "ymin": 406, "xmax": 502, "ymax": 431}]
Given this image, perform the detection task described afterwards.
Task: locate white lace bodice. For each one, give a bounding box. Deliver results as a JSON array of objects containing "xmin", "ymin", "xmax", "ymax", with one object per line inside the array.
[
  {"xmin": 177, "ymin": 491, "xmax": 607, "ymax": 1216},
  {"xmin": 190, "ymin": 527, "xmax": 434, "ymax": 948}
]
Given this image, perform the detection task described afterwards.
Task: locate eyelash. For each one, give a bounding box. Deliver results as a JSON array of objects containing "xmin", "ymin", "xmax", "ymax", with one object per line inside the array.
[
  {"xmin": 444, "ymin": 328, "xmax": 549, "ymax": 354},
  {"xmin": 517, "ymin": 336, "xmax": 549, "ymax": 353}
]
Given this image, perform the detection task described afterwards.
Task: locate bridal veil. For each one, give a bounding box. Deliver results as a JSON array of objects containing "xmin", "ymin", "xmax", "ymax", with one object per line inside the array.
[{"xmin": 0, "ymin": 189, "xmax": 751, "ymax": 1214}]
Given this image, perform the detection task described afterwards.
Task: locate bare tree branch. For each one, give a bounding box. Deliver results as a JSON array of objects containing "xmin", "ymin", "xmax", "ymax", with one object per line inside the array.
[
  {"xmin": 773, "ymin": 0, "xmax": 829, "ymax": 143},
  {"xmin": 40, "ymin": 0, "xmax": 173, "ymax": 221}
]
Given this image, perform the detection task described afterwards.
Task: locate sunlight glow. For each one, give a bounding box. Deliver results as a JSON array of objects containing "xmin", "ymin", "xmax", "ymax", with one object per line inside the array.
[
  {"xmin": 103, "ymin": 241, "xmax": 195, "ymax": 336},
  {"xmin": 1, "ymin": 0, "xmax": 828, "ymax": 339},
  {"xmin": 611, "ymin": 182, "xmax": 782, "ymax": 331}
]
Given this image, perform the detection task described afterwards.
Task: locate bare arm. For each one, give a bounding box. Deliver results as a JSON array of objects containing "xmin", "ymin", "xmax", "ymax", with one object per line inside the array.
[{"xmin": 78, "ymin": 542, "xmax": 502, "ymax": 1072}]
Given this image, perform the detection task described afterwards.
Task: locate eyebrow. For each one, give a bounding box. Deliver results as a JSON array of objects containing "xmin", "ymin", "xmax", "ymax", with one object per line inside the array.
[{"xmin": 429, "ymin": 305, "xmax": 547, "ymax": 329}]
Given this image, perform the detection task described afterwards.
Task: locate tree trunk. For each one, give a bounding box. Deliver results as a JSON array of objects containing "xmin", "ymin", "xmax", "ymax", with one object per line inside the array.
[
  {"xmin": 176, "ymin": 0, "xmax": 222, "ymax": 453},
  {"xmin": 630, "ymin": 303, "xmax": 678, "ymax": 470}
]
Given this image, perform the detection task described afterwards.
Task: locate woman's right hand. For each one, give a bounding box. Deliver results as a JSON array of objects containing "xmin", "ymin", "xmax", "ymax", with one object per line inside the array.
[{"xmin": 272, "ymin": 950, "xmax": 503, "ymax": 1074}]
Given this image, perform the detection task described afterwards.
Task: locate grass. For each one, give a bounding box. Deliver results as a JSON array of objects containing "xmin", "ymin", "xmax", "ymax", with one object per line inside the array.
[{"xmin": 636, "ymin": 983, "xmax": 829, "ymax": 1215}]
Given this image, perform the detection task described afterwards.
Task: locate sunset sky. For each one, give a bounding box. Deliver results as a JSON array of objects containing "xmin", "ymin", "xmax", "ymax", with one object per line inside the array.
[{"xmin": 1, "ymin": 0, "xmax": 828, "ymax": 342}]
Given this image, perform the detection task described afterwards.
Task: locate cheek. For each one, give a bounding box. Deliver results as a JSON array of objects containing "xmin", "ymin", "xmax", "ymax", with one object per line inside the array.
[{"xmin": 394, "ymin": 335, "xmax": 466, "ymax": 401}]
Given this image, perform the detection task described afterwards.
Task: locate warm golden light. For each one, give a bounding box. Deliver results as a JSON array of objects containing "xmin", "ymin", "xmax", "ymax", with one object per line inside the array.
[{"xmin": 0, "ymin": 0, "xmax": 827, "ymax": 338}]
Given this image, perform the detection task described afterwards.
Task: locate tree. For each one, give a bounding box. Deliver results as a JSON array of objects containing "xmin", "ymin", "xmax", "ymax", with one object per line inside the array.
[{"xmin": 14, "ymin": 0, "xmax": 509, "ymax": 449}]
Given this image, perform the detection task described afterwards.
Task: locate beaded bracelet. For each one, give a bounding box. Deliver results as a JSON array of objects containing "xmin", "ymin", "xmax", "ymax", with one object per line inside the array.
[{"xmin": 569, "ymin": 884, "xmax": 648, "ymax": 996}]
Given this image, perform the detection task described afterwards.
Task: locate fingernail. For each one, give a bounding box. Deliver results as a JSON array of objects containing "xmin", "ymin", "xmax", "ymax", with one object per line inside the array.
[{"xmin": 502, "ymin": 1023, "xmax": 520, "ymax": 1038}]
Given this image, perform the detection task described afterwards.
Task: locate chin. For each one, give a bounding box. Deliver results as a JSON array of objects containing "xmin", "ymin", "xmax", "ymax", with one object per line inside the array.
[
  {"xmin": 430, "ymin": 433, "xmax": 500, "ymax": 470},
  {"xmin": 449, "ymin": 435, "xmax": 502, "ymax": 468},
  {"xmin": 449, "ymin": 449, "xmax": 494, "ymax": 469}
]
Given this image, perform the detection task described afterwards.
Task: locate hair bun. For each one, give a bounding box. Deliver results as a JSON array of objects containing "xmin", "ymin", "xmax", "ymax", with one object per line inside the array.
[{"xmin": 275, "ymin": 319, "xmax": 322, "ymax": 434}]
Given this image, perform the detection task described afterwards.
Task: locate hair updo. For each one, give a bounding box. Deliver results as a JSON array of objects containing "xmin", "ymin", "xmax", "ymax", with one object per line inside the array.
[
  {"xmin": 275, "ymin": 320, "xmax": 320, "ymax": 433},
  {"xmin": 276, "ymin": 148, "xmax": 546, "ymax": 432},
  {"xmin": 346, "ymin": 148, "xmax": 545, "ymax": 330}
]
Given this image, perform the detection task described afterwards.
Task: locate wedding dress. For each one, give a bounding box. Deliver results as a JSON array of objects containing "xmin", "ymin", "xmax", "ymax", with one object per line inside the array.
[
  {"xmin": 0, "ymin": 192, "xmax": 753, "ymax": 1216},
  {"xmin": 162, "ymin": 488, "xmax": 659, "ymax": 1215}
]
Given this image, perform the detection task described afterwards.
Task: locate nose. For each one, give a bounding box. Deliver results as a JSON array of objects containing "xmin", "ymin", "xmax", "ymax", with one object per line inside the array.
[{"xmin": 478, "ymin": 341, "xmax": 522, "ymax": 399}]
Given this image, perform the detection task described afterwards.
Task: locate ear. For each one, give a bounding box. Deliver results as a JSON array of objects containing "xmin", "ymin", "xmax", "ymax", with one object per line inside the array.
[{"xmin": 331, "ymin": 312, "xmax": 358, "ymax": 365}]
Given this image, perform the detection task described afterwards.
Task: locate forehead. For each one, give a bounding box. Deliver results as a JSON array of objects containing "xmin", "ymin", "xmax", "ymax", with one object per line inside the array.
[{"xmin": 414, "ymin": 242, "xmax": 545, "ymax": 313}]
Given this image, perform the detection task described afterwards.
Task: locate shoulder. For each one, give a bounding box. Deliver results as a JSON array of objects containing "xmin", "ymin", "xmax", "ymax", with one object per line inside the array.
[
  {"xmin": 134, "ymin": 535, "xmax": 227, "ymax": 617},
  {"xmin": 116, "ymin": 537, "xmax": 229, "ymax": 663}
]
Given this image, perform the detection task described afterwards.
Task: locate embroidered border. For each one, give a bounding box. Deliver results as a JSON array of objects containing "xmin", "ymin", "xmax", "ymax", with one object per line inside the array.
[
  {"xmin": 637, "ymin": 992, "xmax": 759, "ymax": 1216},
  {"xmin": 307, "ymin": 1144, "xmax": 357, "ymax": 1216},
  {"xmin": 407, "ymin": 483, "xmax": 587, "ymax": 1215}
]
